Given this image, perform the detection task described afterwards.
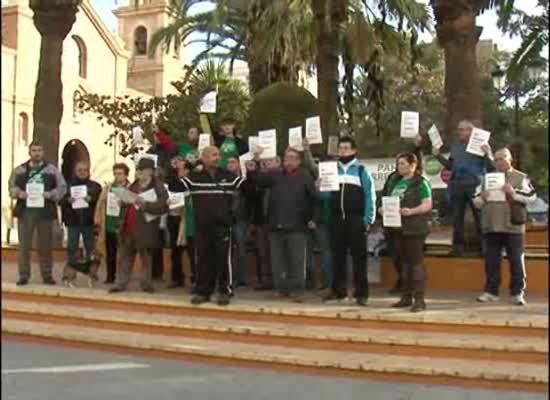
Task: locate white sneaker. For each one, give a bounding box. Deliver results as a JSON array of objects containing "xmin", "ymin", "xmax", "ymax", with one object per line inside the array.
[
  {"xmin": 477, "ymin": 292, "xmax": 499, "ymax": 303},
  {"xmin": 510, "ymin": 294, "xmax": 526, "ymax": 306}
]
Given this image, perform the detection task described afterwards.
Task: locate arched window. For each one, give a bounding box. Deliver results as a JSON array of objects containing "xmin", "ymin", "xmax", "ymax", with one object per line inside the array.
[
  {"xmin": 18, "ymin": 112, "xmax": 29, "ymax": 146},
  {"xmin": 72, "ymin": 35, "xmax": 87, "ymax": 78},
  {"xmin": 134, "ymin": 26, "xmax": 148, "ymax": 56}
]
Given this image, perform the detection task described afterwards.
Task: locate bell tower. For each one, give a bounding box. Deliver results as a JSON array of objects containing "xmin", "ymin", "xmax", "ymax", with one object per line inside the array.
[{"xmin": 114, "ymin": 0, "xmax": 185, "ymax": 96}]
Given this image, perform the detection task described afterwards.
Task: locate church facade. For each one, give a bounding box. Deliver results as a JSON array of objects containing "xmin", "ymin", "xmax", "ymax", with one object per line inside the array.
[{"xmin": 1, "ymin": 0, "xmax": 185, "ymax": 243}]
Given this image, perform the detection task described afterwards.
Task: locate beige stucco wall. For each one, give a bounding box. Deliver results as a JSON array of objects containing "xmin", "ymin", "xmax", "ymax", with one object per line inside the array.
[{"xmin": 0, "ymin": 1, "xmax": 144, "ymax": 243}]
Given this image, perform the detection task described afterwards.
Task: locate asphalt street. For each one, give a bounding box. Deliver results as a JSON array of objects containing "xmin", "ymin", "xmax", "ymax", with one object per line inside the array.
[{"xmin": 1, "ymin": 340, "xmax": 546, "ymax": 400}]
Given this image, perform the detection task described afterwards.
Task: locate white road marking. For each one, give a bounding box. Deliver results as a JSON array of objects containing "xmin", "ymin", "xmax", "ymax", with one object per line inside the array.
[{"xmin": 2, "ymin": 362, "xmax": 150, "ymax": 375}]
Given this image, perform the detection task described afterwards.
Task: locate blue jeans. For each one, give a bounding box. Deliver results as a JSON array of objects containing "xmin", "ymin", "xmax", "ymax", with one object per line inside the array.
[
  {"xmin": 67, "ymin": 225, "xmax": 95, "ymax": 266},
  {"xmin": 306, "ymin": 224, "xmax": 333, "ymax": 289},
  {"xmin": 232, "ymin": 221, "xmax": 249, "ymax": 285}
]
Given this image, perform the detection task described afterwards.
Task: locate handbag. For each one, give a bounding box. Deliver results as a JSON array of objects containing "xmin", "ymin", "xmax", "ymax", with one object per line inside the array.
[{"xmin": 508, "ymin": 197, "xmax": 528, "ymax": 225}]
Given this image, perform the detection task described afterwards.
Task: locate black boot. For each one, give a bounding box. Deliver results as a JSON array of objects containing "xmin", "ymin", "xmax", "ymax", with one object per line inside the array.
[
  {"xmin": 392, "ymin": 294, "xmax": 413, "ymax": 308},
  {"xmin": 411, "ymin": 291, "xmax": 426, "ymax": 312}
]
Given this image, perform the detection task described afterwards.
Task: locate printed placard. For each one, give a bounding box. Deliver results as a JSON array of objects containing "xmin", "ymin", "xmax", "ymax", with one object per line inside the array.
[
  {"xmin": 400, "ymin": 111, "xmax": 419, "ymax": 138},
  {"xmin": 305, "ymin": 116, "xmax": 323, "ymax": 144}
]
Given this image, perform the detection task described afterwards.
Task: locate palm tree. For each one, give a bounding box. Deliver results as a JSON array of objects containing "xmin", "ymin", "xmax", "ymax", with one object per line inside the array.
[
  {"xmin": 430, "ymin": 0, "xmax": 521, "ymax": 143},
  {"xmin": 29, "ymin": 0, "xmax": 81, "ymax": 164}
]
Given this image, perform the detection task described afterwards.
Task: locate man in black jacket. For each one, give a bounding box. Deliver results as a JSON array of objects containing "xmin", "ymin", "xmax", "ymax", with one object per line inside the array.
[
  {"xmin": 9, "ymin": 141, "xmax": 67, "ymax": 286},
  {"xmin": 247, "ymin": 147, "xmax": 319, "ymax": 302},
  {"xmin": 182, "ymin": 146, "xmax": 250, "ymax": 306},
  {"xmin": 60, "ymin": 161, "xmax": 102, "ymax": 287}
]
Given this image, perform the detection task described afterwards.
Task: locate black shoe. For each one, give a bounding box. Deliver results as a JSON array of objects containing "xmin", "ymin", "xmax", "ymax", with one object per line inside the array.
[
  {"xmin": 216, "ymin": 293, "xmax": 231, "ymax": 306},
  {"xmin": 392, "ymin": 295, "xmax": 413, "ymax": 308},
  {"xmin": 191, "ymin": 294, "xmax": 210, "ymax": 305},
  {"xmin": 254, "ymin": 283, "xmax": 274, "ymax": 291},
  {"xmin": 43, "ymin": 278, "xmax": 56, "ymax": 285},
  {"xmin": 322, "ymin": 290, "xmax": 346, "ymax": 302},
  {"xmin": 16, "ymin": 278, "xmax": 29, "ymax": 286},
  {"xmin": 167, "ymin": 282, "xmax": 183, "ymax": 289},
  {"xmin": 104, "ymin": 278, "xmax": 115, "ymax": 284},
  {"xmin": 411, "ymin": 299, "xmax": 426, "ymax": 313},
  {"xmin": 291, "ymin": 293, "xmax": 307, "ymax": 303},
  {"xmin": 356, "ymin": 297, "xmax": 368, "ymax": 307},
  {"xmin": 142, "ymin": 286, "xmax": 155, "ymax": 293},
  {"xmin": 109, "ymin": 287, "xmax": 126, "ymax": 294}
]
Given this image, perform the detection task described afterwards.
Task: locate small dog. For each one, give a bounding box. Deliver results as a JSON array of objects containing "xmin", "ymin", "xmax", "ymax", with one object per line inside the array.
[{"xmin": 62, "ymin": 255, "xmax": 101, "ymax": 289}]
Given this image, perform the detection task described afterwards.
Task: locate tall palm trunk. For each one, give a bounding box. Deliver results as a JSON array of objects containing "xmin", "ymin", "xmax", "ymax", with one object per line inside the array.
[
  {"xmin": 433, "ymin": 2, "xmax": 483, "ymax": 144},
  {"xmin": 312, "ymin": 0, "xmax": 347, "ymax": 147},
  {"xmin": 30, "ymin": 2, "xmax": 79, "ymax": 165}
]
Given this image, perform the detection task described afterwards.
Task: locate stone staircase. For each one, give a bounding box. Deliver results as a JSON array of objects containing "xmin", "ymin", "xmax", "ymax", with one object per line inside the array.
[{"xmin": 2, "ymin": 283, "xmax": 548, "ymax": 393}]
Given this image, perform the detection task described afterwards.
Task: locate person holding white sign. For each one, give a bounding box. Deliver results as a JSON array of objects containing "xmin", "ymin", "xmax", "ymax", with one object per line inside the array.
[
  {"xmin": 473, "ymin": 148, "xmax": 536, "ymax": 306},
  {"xmin": 94, "ymin": 163, "xmax": 131, "ymax": 284},
  {"xmin": 377, "ymin": 153, "xmax": 433, "ymax": 312},
  {"xmin": 377, "ymin": 135, "xmax": 424, "ymax": 294},
  {"xmin": 109, "ymin": 158, "xmax": 169, "ymax": 294},
  {"xmin": 60, "ymin": 161, "xmax": 103, "ymax": 287},
  {"xmin": 165, "ymin": 157, "xmax": 197, "ymax": 290},
  {"xmin": 9, "ymin": 141, "xmax": 67, "ymax": 286},
  {"xmin": 177, "ymin": 127, "xmax": 202, "ymax": 170},
  {"xmin": 320, "ymin": 137, "xmax": 376, "ymax": 307},
  {"xmin": 146, "ymin": 126, "xmax": 178, "ymax": 180},
  {"xmin": 425, "ymin": 120, "xmax": 494, "ymax": 256},
  {"xmin": 246, "ymin": 147, "xmax": 319, "ymax": 302},
  {"xmin": 213, "ymin": 117, "xmax": 249, "ymax": 169}
]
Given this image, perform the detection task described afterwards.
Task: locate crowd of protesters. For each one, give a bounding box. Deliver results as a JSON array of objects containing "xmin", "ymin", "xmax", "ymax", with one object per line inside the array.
[{"xmin": 8, "ymin": 118, "xmax": 537, "ymax": 310}]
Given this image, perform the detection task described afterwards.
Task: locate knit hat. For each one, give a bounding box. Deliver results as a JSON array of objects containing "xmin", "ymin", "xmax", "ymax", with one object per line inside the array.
[{"xmin": 136, "ymin": 158, "xmax": 155, "ymax": 171}]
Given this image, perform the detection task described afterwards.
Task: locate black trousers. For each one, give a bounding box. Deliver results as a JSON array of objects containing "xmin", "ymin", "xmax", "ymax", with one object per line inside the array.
[
  {"xmin": 195, "ymin": 225, "xmax": 232, "ymax": 297},
  {"xmin": 332, "ymin": 215, "xmax": 368, "ymax": 299},
  {"xmin": 105, "ymin": 231, "xmax": 118, "ymax": 282},
  {"xmin": 484, "ymin": 232, "xmax": 526, "ymax": 296},
  {"xmin": 450, "ymin": 183, "xmax": 481, "ymax": 247},
  {"xmin": 152, "ymin": 229, "xmax": 165, "ymax": 279},
  {"xmin": 384, "ymin": 230, "xmax": 402, "ymax": 283},
  {"xmin": 394, "ymin": 233, "xmax": 427, "ymax": 295},
  {"xmin": 167, "ymin": 216, "xmax": 196, "ymax": 285}
]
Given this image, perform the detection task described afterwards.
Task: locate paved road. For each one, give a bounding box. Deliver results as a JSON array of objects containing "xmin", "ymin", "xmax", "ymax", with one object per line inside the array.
[{"xmin": 1, "ymin": 340, "xmax": 545, "ymax": 400}]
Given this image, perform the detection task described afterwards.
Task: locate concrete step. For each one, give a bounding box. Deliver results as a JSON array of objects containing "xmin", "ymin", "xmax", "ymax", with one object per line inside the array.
[
  {"xmin": 3, "ymin": 283, "xmax": 548, "ymax": 337},
  {"xmin": 4, "ymin": 299, "xmax": 546, "ymax": 365},
  {"xmin": 3, "ymin": 319, "xmax": 547, "ymax": 393}
]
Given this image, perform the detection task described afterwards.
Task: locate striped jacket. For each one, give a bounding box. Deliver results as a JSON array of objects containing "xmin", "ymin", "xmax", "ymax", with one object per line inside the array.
[
  {"xmin": 181, "ymin": 168, "xmax": 245, "ymax": 227},
  {"xmin": 323, "ymin": 159, "xmax": 376, "ymax": 226}
]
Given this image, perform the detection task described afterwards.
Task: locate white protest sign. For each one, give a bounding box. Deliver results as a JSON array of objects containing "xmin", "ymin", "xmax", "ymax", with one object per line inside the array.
[
  {"xmin": 327, "ymin": 136, "xmax": 339, "ymax": 156},
  {"xmin": 466, "ymin": 128, "xmax": 491, "ymax": 157},
  {"xmin": 400, "ymin": 111, "xmax": 419, "ymax": 138},
  {"xmin": 248, "ymin": 136, "xmax": 259, "ymax": 153},
  {"xmin": 305, "ymin": 116, "xmax": 323, "ymax": 144},
  {"xmin": 106, "ymin": 192, "xmax": 121, "ymax": 217},
  {"xmin": 382, "ymin": 196, "xmax": 402, "ymax": 227},
  {"xmin": 485, "ymin": 172, "xmax": 506, "ymax": 202},
  {"xmin": 318, "ymin": 161, "xmax": 340, "ymax": 192},
  {"xmin": 239, "ymin": 152, "xmax": 254, "ymax": 178},
  {"xmin": 288, "ymin": 126, "xmax": 303, "ymax": 151},
  {"xmin": 26, "ymin": 183, "xmax": 44, "ymax": 208},
  {"xmin": 197, "ymin": 133, "xmax": 211, "ymax": 155},
  {"xmin": 200, "ymin": 91, "xmax": 217, "ymax": 113},
  {"xmin": 258, "ymin": 129, "xmax": 277, "ymax": 159},
  {"xmin": 71, "ymin": 185, "xmax": 88, "ymax": 209},
  {"xmin": 427, "ymin": 124, "xmax": 443, "ymax": 149}
]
